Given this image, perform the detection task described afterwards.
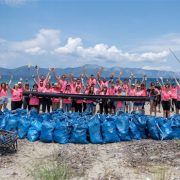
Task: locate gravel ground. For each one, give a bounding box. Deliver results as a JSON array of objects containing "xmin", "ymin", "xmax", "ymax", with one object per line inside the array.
[{"xmin": 0, "ymin": 139, "xmax": 180, "ymax": 180}]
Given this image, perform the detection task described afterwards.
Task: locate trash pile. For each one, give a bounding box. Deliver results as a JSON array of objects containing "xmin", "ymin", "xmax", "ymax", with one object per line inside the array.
[{"xmin": 0, "ymin": 109, "xmax": 180, "ymax": 144}]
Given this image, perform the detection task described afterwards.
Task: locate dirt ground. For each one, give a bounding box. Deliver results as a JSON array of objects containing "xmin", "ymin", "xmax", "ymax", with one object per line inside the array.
[{"xmin": 0, "ymin": 139, "xmax": 180, "ymax": 180}]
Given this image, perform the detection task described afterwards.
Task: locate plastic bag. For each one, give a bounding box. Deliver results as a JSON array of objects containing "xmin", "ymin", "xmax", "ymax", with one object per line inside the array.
[
  {"xmin": 102, "ymin": 120, "xmax": 120, "ymax": 143},
  {"xmin": 18, "ymin": 117, "xmax": 31, "ymax": 139},
  {"xmin": 147, "ymin": 116, "xmax": 160, "ymax": 140},
  {"xmin": 40, "ymin": 121, "xmax": 55, "ymax": 142},
  {"xmin": 70, "ymin": 121, "xmax": 88, "ymax": 144},
  {"xmin": 129, "ymin": 120, "xmax": 142, "ymax": 140},
  {"xmin": 114, "ymin": 115, "xmax": 131, "ymax": 141},
  {"xmin": 5, "ymin": 115, "xmax": 18, "ymax": 131},
  {"xmin": 27, "ymin": 127, "xmax": 40, "ymax": 142},
  {"xmin": 88, "ymin": 116, "xmax": 103, "ymax": 144},
  {"xmin": 53, "ymin": 121, "xmax": 71, "ymax": 144}
]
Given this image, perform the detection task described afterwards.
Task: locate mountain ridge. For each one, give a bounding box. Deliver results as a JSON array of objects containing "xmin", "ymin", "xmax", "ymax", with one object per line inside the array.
[{"xmin": 0, "ymin": 64, "xmax": 178, "ymax": 78}]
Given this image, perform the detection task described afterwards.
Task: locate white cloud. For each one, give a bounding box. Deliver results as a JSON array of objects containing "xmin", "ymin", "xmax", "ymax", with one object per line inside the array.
[
  {"xmin": 142, "ymin": 66, "xmax": 172, "ymax": 71},
  {"xmin": 12, "ymin": 29, "xmax": 60, "ymax": 54},
  {"xmin": 0, "ymin": 28, "xmax": 178, "ymax": 69},
  {"xmin": 0, "ymin": 0, "xmax": 27, "ymax": 6}
]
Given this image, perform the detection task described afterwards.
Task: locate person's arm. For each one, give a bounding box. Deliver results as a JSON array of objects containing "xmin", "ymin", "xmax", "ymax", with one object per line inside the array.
[
  {"xmin": 118, "ymin": 71, "xmax": 123, "ymax": 81},
  {"xmin": 174, "ymin": 76, "xmax": 180, "ymax": 86},
  {"xmin": 52, "ymin": 68, "xmax": 61, "ymax": 82},
  {"xmin": 159, "ymin": 77, "xmax": 164, "ymax": 86},
  {"xmin": 35, "ymin": 66, "xmax": 40, "ymax": 80},
  {"xmin": 45, "ymin": 68, "xmax": 51, "ymax": 82}
]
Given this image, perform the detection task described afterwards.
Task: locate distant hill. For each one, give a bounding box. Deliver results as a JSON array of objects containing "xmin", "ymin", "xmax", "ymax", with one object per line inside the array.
[{"xmin": 0, "ymin": 64, "xmax": 178, "ymax": 79}]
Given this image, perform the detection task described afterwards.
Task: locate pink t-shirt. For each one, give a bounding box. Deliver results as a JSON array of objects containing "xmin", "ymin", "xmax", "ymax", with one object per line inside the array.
[
  {"xmin": 63, "ymin": 90, "xmax": 72, "ymax": 104},
  {"xmin": 51, "ymin": 88, "xmax": 60, "ymax": 103},
  {"xmin": 85, "ymin": 90, "xmax": 94, "ymax": 103},
  {"xmin": 59, "ymin": 80, "xmax": 67, "ymax": 92},
  {"xmin": 99, "ymin": 80, "xmax": 109, "ymax": 89},
  {"xmin": 43, "ymin": 88, "xmax": 52, "ymax": 93},
  {"xmin": 0, "ymin": 89, "xmax": 8, "ymax": 97},
  {"xmin": 129, "ymin": 88, "xmax": 136, "ymax": 96},
  {"xmin": 108, "ymin": 87, "xmax": 116, "ymax": 95},
  {"xmin": 161, "ymin": 88, "xmax": 172, "ymax": 101},
  {"xmin": 11, "ymin": 89, "xmax": 22, "ymax": 101},
  {"xmin": 88, "ymin": 78, "xmax": 96, "ymax": 86},
  {"xmin": 38, "ymin": 79, "xmax": 47, "ymax": 89},
  {"xmin": 171, "ymin": 87, "xmax": 177, "ymax": 99},
  {"xmin": 29, "ymin": 96, "xmax": 39, "ymax": 105}
]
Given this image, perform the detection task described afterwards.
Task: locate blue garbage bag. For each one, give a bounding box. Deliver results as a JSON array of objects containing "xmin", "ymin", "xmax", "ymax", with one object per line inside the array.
[
  {"xmin": 147, "ymin": 116, "xmax": 160, "ymax": 140},
  {"xmin": 70, "ymin": 121, "xmax": 88, "ymax": 144},
  {"xmin": 132, "ymin": 115, "xmax": 147, "ymax": 139},
  {"xmin": 129, "ymin": 120, "xmax": 142, "ymax": 140},
  {"xmin": 31, "ymin": 120, "xmax": 42, "ymax": 131},
  {"xmin": 53, "ymin": 121, "xmax": 71, "ymax": 144},
  {"xmin": 5, "ymin": 115, "xmax": 18, "ymax": 131},
  {"xmin": 88, "ymin": 116, "xmax": 103, "ymax": 144},
  {"xmin": 27, "ymin": 127, "xmax": 40, "ymax": 142},
  {"xmin": 171, "ymin": 127, "xmax": 180, "ymax": 139},
  {"xmin": 102, "ymin": 120, "xmax": 120, "ymax": 143},
  {"xmin": 0, "ymin": 116, "xmax": 7, "ymax": 129},
  {"xmin": 40, "ymin": 121, "xmax": 55, "ymax": 142},
  {"xmin": 169, "ymin": 115, "xmax": 180, "ymax": 127},
  {"xmin": 18, "ymin": 117, "xmax": 31, "ymax": 139},
  {"xmin": 114, "ymin": 115, "xmax": 131, "ymax": 141},
  {"xmin": 157, "ymin": 117, "xmax": 173, "ymax": 140}
]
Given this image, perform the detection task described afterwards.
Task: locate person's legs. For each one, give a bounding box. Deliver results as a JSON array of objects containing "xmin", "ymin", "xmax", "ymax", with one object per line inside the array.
[{"xmin": 42, "ymin": 98, "xmax": 46, "ymax": 112}]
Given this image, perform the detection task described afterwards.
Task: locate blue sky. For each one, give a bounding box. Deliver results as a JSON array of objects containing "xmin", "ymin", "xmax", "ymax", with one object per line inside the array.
[{"xmin": 0, "ymin": 0, "xmax": 180, "ymax": 71}]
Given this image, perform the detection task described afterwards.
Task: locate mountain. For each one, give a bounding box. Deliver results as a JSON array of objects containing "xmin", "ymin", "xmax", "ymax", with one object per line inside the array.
[{"xmin": 0, "ymin": 64, "xmax": 178, "ymax": 79}]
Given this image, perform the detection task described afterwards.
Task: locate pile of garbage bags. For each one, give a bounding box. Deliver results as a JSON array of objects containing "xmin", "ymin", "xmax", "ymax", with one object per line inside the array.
[{"xmin": 0, "ymin": 109, "xmax": 180, "ymax": 144}]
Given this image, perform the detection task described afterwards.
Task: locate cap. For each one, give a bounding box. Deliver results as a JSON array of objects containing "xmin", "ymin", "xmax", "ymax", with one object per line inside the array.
[{"xmin": 18, "ymin": 82, "xmax": 22, "ymax": 84}]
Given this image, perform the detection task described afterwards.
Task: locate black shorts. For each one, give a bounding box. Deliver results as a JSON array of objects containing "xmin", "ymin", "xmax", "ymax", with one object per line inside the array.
[
  {"xmin": 162, "ymin": 101, "xmax": 170, "ymax": 111},
  {"xmin": 176, "ymin": 101, "xmax": 180, "ymax": 109}
]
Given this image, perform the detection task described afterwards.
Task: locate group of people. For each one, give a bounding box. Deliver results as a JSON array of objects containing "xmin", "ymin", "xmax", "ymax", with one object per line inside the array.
[{"xmin": 0, "ymin": 67, "xmax": 180, "ymax": 118}]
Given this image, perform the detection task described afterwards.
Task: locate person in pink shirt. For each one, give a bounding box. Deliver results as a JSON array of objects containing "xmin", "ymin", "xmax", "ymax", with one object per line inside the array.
[
  {"xmin": 51, "ymin": 83, "xmax": 61, "ymax": 111},
  {"xmin": 74, "ymin": 86, "xmax": 84, "ymax": 112},
  {"xmin": 9, "ymin": 84, "xmax": 23, "ymax": 110},
  {"xmin": 52, "ymin": 68, "xmax": 67, "ymax": 92},
  {"xmin": 42, "ymin": 82, "xmax": 52, "ymax": 113},
  {"xmin": 0, "ymin": 82, "xmax": 9, "ymax": 111},
  {"xmin": 85, "ymin": 85, "xmax": 96, "ymax": 114},
  {"xmin": 107, "ymin": 83, "xmax": 116, "ymax": 114},
  {"xmin": 62, "ymin": 84, "xmax": 72, "ymax": 112},
  {"xmin": 29, "ymin": 84, "xmax": 39, "ymax": 112},
  {"xmin": 99, "ymin": 85, "xmax": 109, "ymax": 114},
  {"xmin": 87, "ymin": 75, "xmax": 97, "ymax": 86},
  {"xmin": 171, "ymin": 84, "xmax": 177, "ymax": 113},
  {"xmin": 161, "ymin": 83, "xmax": 172, "ymax": 118},
  {"xmin": 133, "ymin": 85, "xmax": 144, "ymax": 112},
  {"xmin": 174, "ymin": 77, "xmax": 180, "ymax": 114},
  {"xmin": 115, "ymin": 87, "xmax": 127, "ymax": 113}
]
